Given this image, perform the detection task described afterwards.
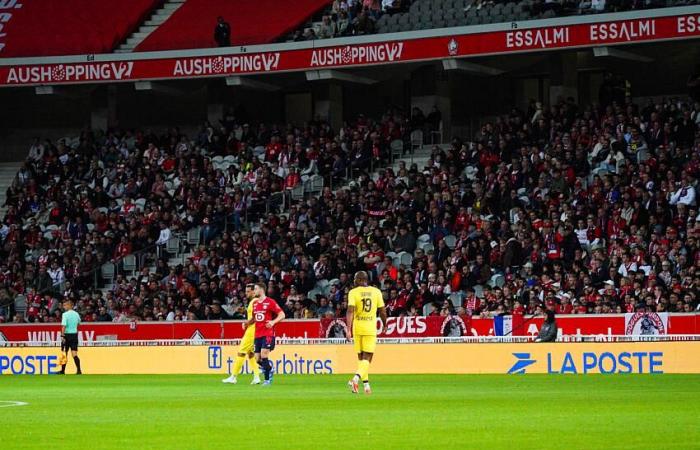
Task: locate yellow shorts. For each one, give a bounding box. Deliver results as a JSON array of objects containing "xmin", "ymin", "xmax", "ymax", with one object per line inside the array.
[
  {"xmin": 239, "ymin": 327, "xmax": 256, "ymax": 354},
  {"xmin": 353, "ymin": 335, "xmax": 377, "ymax": 354}
]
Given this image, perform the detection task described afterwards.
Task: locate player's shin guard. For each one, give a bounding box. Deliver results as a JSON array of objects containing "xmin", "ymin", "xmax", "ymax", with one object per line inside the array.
[
  {"xmin": 73, "ymin": 356, "xmax": 82, "ymax": 374},
  {"xmin": 232, "ymin": 355, "xmax": 246, "ymax": 375},
  {"xmin": 261, "ymin": 358, "xmax": 271, "ymax": 381}
]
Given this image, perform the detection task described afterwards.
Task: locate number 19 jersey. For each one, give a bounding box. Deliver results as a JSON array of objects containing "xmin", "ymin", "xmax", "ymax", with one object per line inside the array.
[{"xmin": 348, "ymin": 286, "xmax": 384, "ymax": 336}]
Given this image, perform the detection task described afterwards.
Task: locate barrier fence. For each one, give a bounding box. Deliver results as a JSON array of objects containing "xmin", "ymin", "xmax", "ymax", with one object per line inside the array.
[
  {"xmin": 2, "ymin": 313, "xmax": 698, "ymax": 342},
  {"xmin": 2, "ymin": 339, "xmax": 699, "ymax": 375},
  {"xmin": 2, "ymin": 334, "xmax": 700, "ymax": 347}
]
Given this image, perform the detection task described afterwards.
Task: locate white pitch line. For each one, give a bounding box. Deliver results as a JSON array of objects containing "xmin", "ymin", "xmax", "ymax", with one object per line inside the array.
[{"xmin": 0, "ymin": 401, "xmax": 28, "ymax": 408}]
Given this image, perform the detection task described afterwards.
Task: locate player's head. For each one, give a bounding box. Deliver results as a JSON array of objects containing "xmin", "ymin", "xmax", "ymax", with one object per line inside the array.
[
  {"xmin": 245, "ymin": 283, "xmax": 256, "ymax": 300},
  {"xmin": 254, "ymin": 282, "xmax": 267, "ymax": 298},
  {"xmin": 354, "ymin": 271, "xmax": 369, "ymax": 287},
  {"xmin": 63, "ymin": 299, "xmax": 74, "ymax": 310}
]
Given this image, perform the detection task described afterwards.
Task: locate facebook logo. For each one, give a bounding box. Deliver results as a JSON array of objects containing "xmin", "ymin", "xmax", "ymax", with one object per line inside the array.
[{"xmin": 208, "ymin": 346, "xmax": 222, "ymax": 369}]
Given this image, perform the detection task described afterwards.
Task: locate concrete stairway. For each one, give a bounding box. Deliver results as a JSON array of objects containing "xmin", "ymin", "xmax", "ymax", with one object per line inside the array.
[
  {"xmin": 0, "ymin": 162, "xmax": 22, "ymax": 216},
  {"xmin": 115, "ymin": 0, "xmax": 187, "ymax": 53}
]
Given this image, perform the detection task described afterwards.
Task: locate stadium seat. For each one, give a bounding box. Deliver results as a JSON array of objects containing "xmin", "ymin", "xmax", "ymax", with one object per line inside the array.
[
  {"xmin": 14, "ymin": 294, "xmax": 27, "ymax": 316},
  {"xmin": 399, "ymin": 252, "xmax": 414, "ymax": 268},
  {"xmin": 136, "ymin": 0, "xmax": 331, "ymax": 51},
  {"xmin": 290, "ymin": 184, "xmax": 305, "ymax": 201},
  {"xmin": 122, "ymin": 254, "xmax": 138, "ymax": 275},
  {"xmin": 166, "ymin": 237, "xmax": 181, "ymax": 256},
  {"xmin": 0, "ymin": 0, "xmax": 160, "ymax": 57},
  {"xmin": 411, "ymin": 130, "xmax": 424, "ymax": 151},
  {"xmin": 390, "ymin": 139, "xmax": 404, "ymax": 161},
  {"xmin": 101, "ymin": 263, "xmax": 116, "ymax": 285},
  {"xmin": 135, "ymin": 198, "xmax": 147, "ymax": 212},
  {"xmin": 444, "ymin": 235, "xmax": 457, "ymax": 249},
  {"xmin": 187, "ymin": 227, "xmax": 202, "ymax": 246},
  {"xmin": 489, "ymin": 274, "xmax": 506, "ymax": 288},
  {"xmin": 449, "ymin": 293, "xmax": 463, "ymax": 309}
]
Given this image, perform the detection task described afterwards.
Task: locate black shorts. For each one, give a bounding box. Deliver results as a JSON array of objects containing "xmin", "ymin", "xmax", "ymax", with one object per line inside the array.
[
  {"xmin": 63, "ymin": 334, "xmax": 79, "ymax": 352},
  {"xmin": 254, "ymin": 336, "xmax": 276, "ymax": 353}
]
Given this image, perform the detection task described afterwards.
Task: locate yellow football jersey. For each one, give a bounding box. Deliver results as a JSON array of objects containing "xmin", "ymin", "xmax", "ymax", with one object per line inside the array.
[
  {"xmin": 348, "ymin": 286, "xmax": 384, "ymax": 336},
  {"xmin": 246, "ymin": 300, "xmax": 256, "ymax": 323}
]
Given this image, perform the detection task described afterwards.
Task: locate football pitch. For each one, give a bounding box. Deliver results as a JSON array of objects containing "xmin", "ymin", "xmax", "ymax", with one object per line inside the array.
[{"xmin": 3, "ymin": 374, "xmax": 699, "ymax": 450}]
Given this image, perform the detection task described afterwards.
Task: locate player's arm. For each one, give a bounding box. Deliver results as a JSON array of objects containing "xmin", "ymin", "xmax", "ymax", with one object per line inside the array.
[
  {"xmin": 378, "ymin": 306, "xmax": 387, "ymax": 330},
  {"xmin": 346, "ymin": 305, "xmax": 354, "ymax": 338},
  {"xmin": 60, "ymin": 313, "xmax": 67, "ymax": 339},
  {"xmin": 266, "ymin": 310, "xmax": 285, "ymax": 328}
]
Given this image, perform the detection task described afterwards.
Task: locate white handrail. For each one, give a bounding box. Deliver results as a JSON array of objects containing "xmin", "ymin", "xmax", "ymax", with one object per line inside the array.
[{"xmin": 2, "ymin": 335, "xmax": 699, "ymax": 347}]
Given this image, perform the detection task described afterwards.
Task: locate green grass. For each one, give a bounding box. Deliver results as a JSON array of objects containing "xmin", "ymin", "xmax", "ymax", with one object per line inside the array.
[{"xmin": 2, "ymin": 374, "xmax": 699, "ymax": 450}]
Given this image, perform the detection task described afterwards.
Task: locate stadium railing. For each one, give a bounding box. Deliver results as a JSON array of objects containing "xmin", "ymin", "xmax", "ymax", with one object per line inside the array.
[{"xmin": 5, "ymin": 335, "xmax": 699, "ymax": 347}]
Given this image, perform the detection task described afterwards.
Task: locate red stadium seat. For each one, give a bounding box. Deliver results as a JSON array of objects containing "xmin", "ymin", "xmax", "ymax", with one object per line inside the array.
[
  {"xmin": 0, "ymin": 0, "xmax": 160, "ymax": 57},
  {"xmin": 135, "ymin": 0, "xmax": 331, "ymax": 52}
]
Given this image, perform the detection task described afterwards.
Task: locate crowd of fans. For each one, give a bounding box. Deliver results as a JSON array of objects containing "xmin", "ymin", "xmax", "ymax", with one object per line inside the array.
[
  {"xmin": 1, "ymin": 89, "xmax": 700, "ymax": 324},
  {"xmin": 292, "ymin": 0, "xmax": 674, "ymax": 41},
  {"xmin": 292, "ymin": 0, "xmax": 411, "ymax": 40}
]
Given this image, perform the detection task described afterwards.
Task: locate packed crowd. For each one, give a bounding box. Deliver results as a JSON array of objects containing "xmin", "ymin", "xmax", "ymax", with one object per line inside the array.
[
  {"xmin": 293, "ymin": 0, "xmax": 673, "ymax": 41},
  {"xmin": 2, "ymin": 91, "xmax": 700, "ymax": 323},
  {"xmin": 0, "ymin": 109, "xmax": 411, "ymax": 323},
  {"xmin": 292, "ymin": 0, "xmax": 411, "ymax": 40}
]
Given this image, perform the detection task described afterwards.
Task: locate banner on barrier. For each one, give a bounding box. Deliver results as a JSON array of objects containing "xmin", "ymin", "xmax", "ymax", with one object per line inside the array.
[
  {"xmin": 0, "ymin": 320, "xmax": 319, "ymax": 343},
  {"xmin": 319, "ymin": 314, "xmax": 696, "ymax": 339},
  {"xmin": 1, "ymin": 314, "xmax": 697, "ymax": 343},
  {"xmin": 624, "ymin": 312, "xmax": 668, "ymax": 335},
  {"xmin": 0, "ymin": 11, "xmax": 698, "ymax": 87},
  {"xmin": 1, "ymin": 342, "xmax": 698, "ymax": 375}
]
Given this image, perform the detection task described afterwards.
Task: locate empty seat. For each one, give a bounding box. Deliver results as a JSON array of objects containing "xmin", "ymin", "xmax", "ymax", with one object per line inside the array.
[
  {"xmin": 101, "ymin": 263, "xmax": 116, "ymax": 284},
  {"xmin": 122, "ymin": 254, "xmax": 137, "ymax": 274}
]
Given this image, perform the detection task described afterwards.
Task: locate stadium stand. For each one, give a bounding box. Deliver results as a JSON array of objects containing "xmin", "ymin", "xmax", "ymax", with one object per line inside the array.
[
  {"xmin": 287, "ymin": 0, "xmax": 689, "ymax": 40},
  {"xmin": 134, "ymin": 0, "xmax": 333, "ymax": 52},
  {"xmin": 0, "ymin": 0, "xmax": 161, "ymax": 57},
  {"xmin": 1, "ymin": 93, "xmax": 699, "ymax": 324}
]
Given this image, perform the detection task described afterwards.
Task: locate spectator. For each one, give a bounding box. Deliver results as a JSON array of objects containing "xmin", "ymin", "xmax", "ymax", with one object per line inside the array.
[
  {"xmin": 214, "ymin": 16, "xmax": 231, "ymax": 47},
  {"xmin": 353, "ymin": 10, "xmax": 376, "ymax": 35},
  {"xmin": 318, "ymin": 15, "xmax": 337, "ymax": 39},
  {"xmin": 337, "ymin": 10, "xmax": 352, "ymax": 36},
  {"xmin": 155, "ymin": 222, "xmax": 172, "ymax": 246},
  {"xmin": 96, "ymin": 306, "xmax": 112, "ymax": 322},
  {"xmin": 536, "ymin": 310, "xmax": 558, "ymax": 342},
  {"xmin": 304, "ymin": 28, "xmax": 317, "ymax": 40}
]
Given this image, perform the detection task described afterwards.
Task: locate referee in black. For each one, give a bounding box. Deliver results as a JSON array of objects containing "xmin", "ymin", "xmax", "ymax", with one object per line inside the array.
[{"xmin": 60, "ymin": 299, "xmax": 82, "ymax": 375}]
